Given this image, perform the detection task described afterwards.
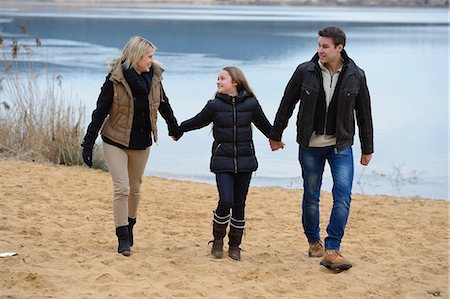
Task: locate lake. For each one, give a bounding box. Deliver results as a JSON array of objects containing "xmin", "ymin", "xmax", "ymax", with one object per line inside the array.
[{"xmin": 0, "ymin": 4, "xmax": 448, "ymax": 199}]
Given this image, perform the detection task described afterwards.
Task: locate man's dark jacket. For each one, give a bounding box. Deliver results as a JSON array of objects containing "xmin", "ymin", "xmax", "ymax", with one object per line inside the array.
[
  {"xmin": 180, "ymin": 91, "xmax": 272, "ymax": 173},
  {"xmin": 269, "ymin": 50, "xmax": 373, "ymax": 154}
]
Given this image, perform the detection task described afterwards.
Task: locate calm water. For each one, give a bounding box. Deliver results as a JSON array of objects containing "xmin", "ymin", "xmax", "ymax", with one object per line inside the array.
[{"xmin": 0, "ymin": 4, "xmax": 448, "ymax": 199}]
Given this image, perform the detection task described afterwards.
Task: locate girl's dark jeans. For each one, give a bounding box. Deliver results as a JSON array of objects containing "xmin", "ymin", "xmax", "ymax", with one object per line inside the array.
[{"xmin": 215, "ymin": 172, "xmax": 252, "ymax": 221}]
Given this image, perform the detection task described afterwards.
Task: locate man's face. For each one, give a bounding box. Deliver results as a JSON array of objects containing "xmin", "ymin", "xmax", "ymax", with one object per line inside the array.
[{"xmin": 317, "ymin": 36, "xmax": 343, "ymax": 65}]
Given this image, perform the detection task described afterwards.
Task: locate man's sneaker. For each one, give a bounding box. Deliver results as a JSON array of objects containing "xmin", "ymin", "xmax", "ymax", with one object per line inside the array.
[
  {"xmin": 308, "ymin": 240, "xmax": 324, "ymax": 257},
  {"xmin": 320, "ymin": 250, "xmax": 352, "ymax": 271}
]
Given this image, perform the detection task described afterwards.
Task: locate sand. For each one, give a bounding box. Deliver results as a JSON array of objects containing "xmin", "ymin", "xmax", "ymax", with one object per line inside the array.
[{"xmin": 0, "ymin": 160, "xmax": 448, "ymax": 298}]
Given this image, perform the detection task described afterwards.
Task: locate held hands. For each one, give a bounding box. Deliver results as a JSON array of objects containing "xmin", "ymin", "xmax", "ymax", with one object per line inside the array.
[
  {"xmin": 170, "ymin": 125, "xmax": 184, "ymax": 141},
  {"xmin": 269, "ymin": 139, "xmax": 285, "ymax": 151},
  {"xmin": 82, "ymin": 148, "xmax": 93, "ymax": 168},
  {"xmin": 171, "ymin": 131, "xmax": 183, "ymax": 141}
]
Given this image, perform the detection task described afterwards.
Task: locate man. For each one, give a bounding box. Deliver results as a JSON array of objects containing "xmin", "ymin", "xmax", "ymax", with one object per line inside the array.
[{"xmin": 269, "ymin": 26, "xmax": 373, "ymax": 271}]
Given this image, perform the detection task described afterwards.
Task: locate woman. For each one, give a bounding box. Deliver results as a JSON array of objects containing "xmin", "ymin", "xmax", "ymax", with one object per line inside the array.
[
  {"xmin": 81, "ymin": 36, "xmax": 182, "ymax": 256},
  {"xmin": 179, "ymin": 67, "xmax": 272, "ymax": 261}
]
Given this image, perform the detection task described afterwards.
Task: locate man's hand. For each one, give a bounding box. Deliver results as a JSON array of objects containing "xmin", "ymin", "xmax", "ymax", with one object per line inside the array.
[
  {"xmin": 269, "ymin": 139, "xmax": 285, "ymax": 151},
  {"xmin": 360, "ymin": 154, "xmax": 372, "ymax": 166}
]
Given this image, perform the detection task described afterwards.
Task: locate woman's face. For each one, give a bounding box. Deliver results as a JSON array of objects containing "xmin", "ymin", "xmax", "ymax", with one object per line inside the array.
[
  {"xmin": 134, "ymin": 48, "xmax": 155, "ymax": 74},
  {"xmin": 217, "ymin": 70, "xmax": 237, "ymax": 96}
]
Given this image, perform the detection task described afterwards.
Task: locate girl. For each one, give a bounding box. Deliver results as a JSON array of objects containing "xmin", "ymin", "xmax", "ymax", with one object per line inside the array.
[
  {"xmin": 81, "ymin": 36, "xmax": 182, "ymax": 256},
  {"xmin": 179, "ymin": 67, "xmax": 272, "ymax": 261}
]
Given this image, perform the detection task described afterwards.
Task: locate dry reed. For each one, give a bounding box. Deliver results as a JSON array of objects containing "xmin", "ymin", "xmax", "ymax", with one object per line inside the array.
[{"xmin": 0, "ymin": 27, "xmax": 105, "ymax": 169}]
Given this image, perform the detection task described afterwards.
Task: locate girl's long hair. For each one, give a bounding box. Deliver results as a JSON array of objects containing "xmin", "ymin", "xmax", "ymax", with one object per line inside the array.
[{"xmin": 222, "ymin": 66, "xmax": 256, "ymax": 98}]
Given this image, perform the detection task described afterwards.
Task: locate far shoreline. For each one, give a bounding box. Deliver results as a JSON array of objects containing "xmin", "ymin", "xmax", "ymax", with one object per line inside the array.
[
  {"xmin": 152, "ymin": 175, "xmax": 449, "ymax": 201},
  {"xmin": 143, "ymin": 170, "xmax": 448, "ymax": 201},
  {"xmin": 1, "ymin": 0, "xmax": 448, "ymax": 8}
]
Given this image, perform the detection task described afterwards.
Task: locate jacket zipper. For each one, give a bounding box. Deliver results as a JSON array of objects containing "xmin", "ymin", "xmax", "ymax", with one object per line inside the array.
[{"xmin": 232, "ymin": 97, "xmax": 237, "ymax": 173}]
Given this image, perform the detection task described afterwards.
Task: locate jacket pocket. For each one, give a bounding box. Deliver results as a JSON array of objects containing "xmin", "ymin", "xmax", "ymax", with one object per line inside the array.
[
  {"xmin": 212, "ymin": 143, "xmax": 222, "ymax": 160},
  {"xmin": 299, "ymin": 85, "xmax": 317, "ymax": 102},
  {"xmin": 109, "ymin": 114, "xmax": 122, "ymax": 129},
  {"xmin": 214, "ymin": 143, "xmax": 222, "ymax": 154},
  {"xmin": 342, "ymin": 88, "xmax": 359, "ymax": 105},
  {"xmin": 249, "ymin": 143, "xmax": 256, "ymax": 160},
  {"xmin": 298, "ymin": 84, "xmax": 318, "ymax": 134},
  {"xmin": 210, "ymin": 143, "xmax": 222, "ymax": 171}
]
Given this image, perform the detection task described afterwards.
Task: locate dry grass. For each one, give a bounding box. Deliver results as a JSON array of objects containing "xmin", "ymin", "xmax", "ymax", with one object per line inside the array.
[{"xmin": 0, "ymin": 26, "xmax": 104, "ymax": 168}]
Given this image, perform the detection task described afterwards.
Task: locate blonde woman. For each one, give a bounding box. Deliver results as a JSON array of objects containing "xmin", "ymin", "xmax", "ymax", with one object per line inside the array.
[
  {"xmin": 81, "ymin": 36, "xmax": 182, "ymax": 256},
  {"xmin": 178, "ymin": 67, "xmax": 272, "ymax": 261}
]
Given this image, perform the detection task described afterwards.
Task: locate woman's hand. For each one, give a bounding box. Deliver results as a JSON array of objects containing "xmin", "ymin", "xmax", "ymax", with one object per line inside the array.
[{"xmin": 82, "ymin": 148, "xmax": 93, "ymax": 167}]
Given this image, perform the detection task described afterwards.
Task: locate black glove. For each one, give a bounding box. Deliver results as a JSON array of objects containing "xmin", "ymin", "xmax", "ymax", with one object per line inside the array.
[
  {"xmin": 82, "ymin": 148, "xmax": 93, "ymax": 168},
  {"xmin": 173, "ymin": 131, "xmax": 183, "ymax": 141}
]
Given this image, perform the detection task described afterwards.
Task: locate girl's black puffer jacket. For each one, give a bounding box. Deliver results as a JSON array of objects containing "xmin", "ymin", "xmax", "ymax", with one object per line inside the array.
[{"xmin": 180, "ymin": 91, "xmax": 272, "ymax": 173}]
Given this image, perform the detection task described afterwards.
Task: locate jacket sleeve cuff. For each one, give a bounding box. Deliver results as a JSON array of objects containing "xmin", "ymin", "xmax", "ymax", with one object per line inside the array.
[
  {"xmin": 361, "ymin": 140, "xmax": 374, "ymax": 155},
  {"xmin": 81, "ymin": 142, "xmax": 93, "ymax": 150},
  {"xmin": 268, "ymin": 130, "xmax": 282, "ymax": 142},
  {"xmin": 81, "ymin": 136, "xmax": 95, "ymax": 150},
  {"xmin": 168, "ymin": 124, "xmax": 182, "ymax": 137}
]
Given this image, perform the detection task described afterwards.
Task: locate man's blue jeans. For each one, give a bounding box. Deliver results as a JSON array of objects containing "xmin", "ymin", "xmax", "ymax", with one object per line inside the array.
[{"xmin": 299, "ymin": 146, "xmax": 354, "ymax": 250}]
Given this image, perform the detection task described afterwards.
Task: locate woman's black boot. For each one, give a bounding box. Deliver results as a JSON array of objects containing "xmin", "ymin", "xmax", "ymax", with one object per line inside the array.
[
  {"xmin": 115, "ymin": 226, "xmax": 131, "ymax": 256},
  {"xmin": 128, "ymin": 217, "xmax": 136, "ymax": 247}
]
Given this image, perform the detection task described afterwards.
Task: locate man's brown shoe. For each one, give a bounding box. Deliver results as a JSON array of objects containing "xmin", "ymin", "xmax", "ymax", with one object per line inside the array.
[
  {"xmin": 320, "ymin": 250, "xmax": 352, "ymax": 271},
  {"xmin": 308, "ymin": 240, "xmax": 324, "ymax": 257}
]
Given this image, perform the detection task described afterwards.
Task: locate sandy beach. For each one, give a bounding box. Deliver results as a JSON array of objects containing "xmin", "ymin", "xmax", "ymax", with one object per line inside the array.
[{"xmin": 0, "ymin": 160, "xmax": 448, "ymax": 298}]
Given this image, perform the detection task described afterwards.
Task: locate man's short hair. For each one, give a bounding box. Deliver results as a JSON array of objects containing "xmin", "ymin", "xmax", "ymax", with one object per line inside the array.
[{"xmin": 318, "ymin": 26, "xmax": 346, "ymax": 48}]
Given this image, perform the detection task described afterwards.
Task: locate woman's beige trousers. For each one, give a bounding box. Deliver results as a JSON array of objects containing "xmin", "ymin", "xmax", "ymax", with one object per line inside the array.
[{"xmin": 103, "ymin": 142, "xmax": 150, "ymax": 227}]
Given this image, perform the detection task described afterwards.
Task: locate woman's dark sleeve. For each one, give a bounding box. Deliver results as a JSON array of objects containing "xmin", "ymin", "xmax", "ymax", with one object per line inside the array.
[
  {"xmin": 252, "ymin": 100, "xmax": 273, "ymax": 138},
  {"xmin": 81, "ymin": 74, "xmax": 113, "ymax": 149},
  {"xmin": 158, "ymin": 85, "xmax": 182, "ymax": 138},
  {"xmin": 180, "ymin": 101, "xmax": 214, "ymax": 133}
]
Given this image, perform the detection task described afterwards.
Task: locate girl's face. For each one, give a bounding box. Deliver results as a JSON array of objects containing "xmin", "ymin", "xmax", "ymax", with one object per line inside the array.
[
  {"xmin": 134, "ymin": 48, "xmax": 155, "ymax": 74},
  {"xmin": 217, "ymin": 70, "xmax": 237, "ymax": 96}
]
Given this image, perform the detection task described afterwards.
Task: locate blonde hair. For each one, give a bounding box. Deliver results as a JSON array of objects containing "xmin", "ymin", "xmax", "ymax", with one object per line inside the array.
[
  {"xmin": 222, "ymin": 66, "xmax": 256, "ymax": 98},
  {"xmin": 120, "ymin": 36, "xmax": 156, "ymax": 70}
]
